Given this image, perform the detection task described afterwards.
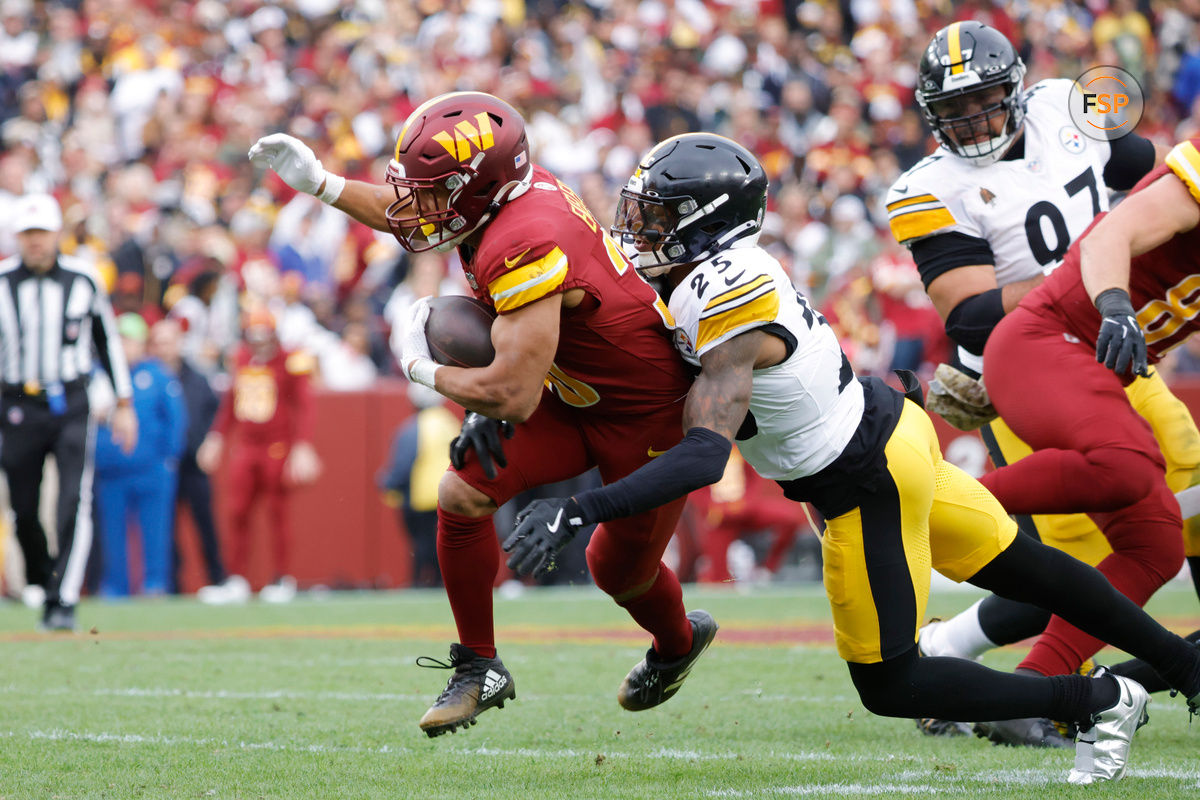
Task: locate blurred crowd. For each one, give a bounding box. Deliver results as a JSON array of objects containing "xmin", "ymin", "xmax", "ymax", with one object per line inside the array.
[
  {"xmin": 2, "ymin": 0, "xmax": 1199, "ymax": 383},
  {"xmin": 4, "ymin": 0, "xmax": 1200, "ymax": 594}
]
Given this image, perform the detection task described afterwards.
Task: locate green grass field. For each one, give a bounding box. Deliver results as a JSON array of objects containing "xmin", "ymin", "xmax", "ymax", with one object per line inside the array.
[{"xmin": 2, "ymin": 581, "xmax": 1199, "ymax": 799}]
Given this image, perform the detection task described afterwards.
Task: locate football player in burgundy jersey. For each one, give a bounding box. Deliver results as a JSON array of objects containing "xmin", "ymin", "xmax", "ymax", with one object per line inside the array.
[
  {"xmin": 980, "ymin": 139, "xmax": 1200, "ymax": 700},
  {"xmin": 248, "ymin": 92, "xmax": 712, "ymax": 737},
  {"xmin": 196, "ymin": 309, "xmax": 321, "ymax": 602}
]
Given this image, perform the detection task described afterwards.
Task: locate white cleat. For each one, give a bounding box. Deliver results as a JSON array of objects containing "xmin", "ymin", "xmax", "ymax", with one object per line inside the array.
[
  {"xmin": 20, "ymin": 584, "xmax": 45, "ymax": 609},
  {"xmin": 1067, "ymin": 669, "xmax": 1149, "ymax": 785},
  {"xmin": 260, "ymin": 575, "xmax": 297, "ymax": 604},
  {"xmin": 197, "ymin": 575, "xmax": 251, "ymax": 605},
  {"xmin": 916, "ymin": 618, "xmax": 943, "ymax": 657}
]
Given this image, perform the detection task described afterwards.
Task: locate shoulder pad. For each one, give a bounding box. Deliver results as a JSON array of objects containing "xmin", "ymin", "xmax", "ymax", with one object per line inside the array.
[
  {"xmin": 885, "ymin": 174, "xmax": 957, "ymax": 244},
  {"xmin": 484, "ymin": 244, "xmax": 569, "ymax": 314},
  {"xmin": 693, "ymin": 254, "xmax": 781, "ymax": 353},
  {"xmin": 1167, "ymin": 139, "xmax": 1200, "ymax": 204}
]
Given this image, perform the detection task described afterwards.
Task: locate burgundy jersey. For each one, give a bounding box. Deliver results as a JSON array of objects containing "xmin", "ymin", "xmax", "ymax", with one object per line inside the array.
[
  {"xmin": 1024, "ymin": 138, "xmax": 1200, "ymax": 364},
  {"xmin": 212, "ymin": 345, "xmax": 315, "ymax": 445},
  {"xmin": 462, "ymin": 165, "xmax": 691, "ymax": 415}
]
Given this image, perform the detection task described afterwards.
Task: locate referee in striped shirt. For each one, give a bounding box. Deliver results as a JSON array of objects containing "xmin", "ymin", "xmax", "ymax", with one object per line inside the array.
[{"xmin": 0, "ymin": 194, "xmax": 137, "ymax": 631}]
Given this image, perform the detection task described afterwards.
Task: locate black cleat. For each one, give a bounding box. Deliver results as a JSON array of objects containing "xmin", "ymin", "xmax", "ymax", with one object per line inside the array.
[
  {"xmin": 618, "ymin": 610, "xmax": 718, "ymax": 711},
  {"xmin": 916, "ymin": 717, "xmax": 973, "ymax": 737},
  {"xmin": 38, "ymin": 603, "xmax": 76, "ymax": 633},
  {"xmin": 417, "ymin": 644, "xmax": 516, "ymax": 737},
  {"xmin": 973, "ymin": 717, "xmax": 1074, "ymax": 749}
]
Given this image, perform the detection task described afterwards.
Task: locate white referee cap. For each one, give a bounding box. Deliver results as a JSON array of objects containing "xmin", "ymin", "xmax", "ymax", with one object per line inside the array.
[{"xmin": 12, "ymin": 193, "xmax": 63, "ymax": 234}]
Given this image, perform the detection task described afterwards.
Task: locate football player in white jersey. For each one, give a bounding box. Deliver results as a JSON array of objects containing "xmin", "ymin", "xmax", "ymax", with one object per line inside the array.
[
  {"xmin": 886, "ymin": 21, "xmax": 1200, "ymax": 746},
  {"xmin": 499, "ymin": 132, "xmax": 1200, "ymax": 785}
]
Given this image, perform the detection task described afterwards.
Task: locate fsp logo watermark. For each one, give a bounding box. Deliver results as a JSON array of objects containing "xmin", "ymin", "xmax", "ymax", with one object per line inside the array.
[{"xmin": 1069, "ymin": 66, "xmax": 1144, "ymax": 141}]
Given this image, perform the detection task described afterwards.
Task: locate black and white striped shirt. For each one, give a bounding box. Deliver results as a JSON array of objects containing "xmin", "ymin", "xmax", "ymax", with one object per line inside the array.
[{"xmin": 0, "ymin": 254, "xmax": 132, "ymax": 398}]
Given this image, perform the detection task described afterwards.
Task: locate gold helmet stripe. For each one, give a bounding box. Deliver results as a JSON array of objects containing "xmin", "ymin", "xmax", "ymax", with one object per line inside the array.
[{"xmin": 947, "ymin": 22, "xmax": 964, "ymax": 75}]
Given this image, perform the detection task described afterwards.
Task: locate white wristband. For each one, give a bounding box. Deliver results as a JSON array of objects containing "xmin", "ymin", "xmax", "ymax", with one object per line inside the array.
[
  {"xmin": 408, "ymin": 357, "xmax": 441, "ymax": 390},
  {"xmin": 318, "ymin": 172, "xmax": 346, "ymax": 205}
]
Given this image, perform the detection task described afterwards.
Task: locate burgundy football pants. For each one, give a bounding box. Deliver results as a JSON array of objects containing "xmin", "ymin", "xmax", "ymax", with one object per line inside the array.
[
  {"xmin": 438, "ymin": 390, "xmax": 692, "ymax": 660},
  {"xmin": 981, "ymin": 306, "xmax": 1183, "ymax": 677}
]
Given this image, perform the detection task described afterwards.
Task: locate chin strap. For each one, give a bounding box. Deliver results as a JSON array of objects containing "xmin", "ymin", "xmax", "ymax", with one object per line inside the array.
[{"xmin": 435, "ymin": 164, "xmax": 535, "ymax": 252}]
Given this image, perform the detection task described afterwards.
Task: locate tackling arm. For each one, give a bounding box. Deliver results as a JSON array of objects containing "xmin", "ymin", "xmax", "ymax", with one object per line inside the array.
[
  {"xmin": 501, "ymin": 328, "xmax": 765, "ymax": 577},
  {"xmin": 569, "ymin": 330, "xmax": 764, "ymax": 525}
]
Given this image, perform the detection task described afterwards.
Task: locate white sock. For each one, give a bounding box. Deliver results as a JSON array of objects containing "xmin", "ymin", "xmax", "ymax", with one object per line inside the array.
[{"xmin": 920, "ymin": 598, "xmax": 997, "ymax": 660}]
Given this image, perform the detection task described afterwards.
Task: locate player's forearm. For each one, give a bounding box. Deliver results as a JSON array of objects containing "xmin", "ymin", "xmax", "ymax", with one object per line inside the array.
[
  {"xmin": 572, "ymin": 428, "xmax": 732, "ymax": 524},
  {"xmin": 433, "ymin": 364, "xmax": 543, "ymax": 422},
  {"xmin": 1084, "ymin": 172, "xmax": 1200, "ymax": 301},
  {"xmin": 1000, "ymin": 274, "xmax": 1043, "ymax": 312},
  {"xmin": 434, "ymin": 297, "xmax": 559, "ymax": 421},
  {"xmin": 329, "ymin": 179, "xmax": 393, "ymax": 232},
  {"xmin": 1080, "ymin": 232, "xmax": 1133, "ymax": 302}
]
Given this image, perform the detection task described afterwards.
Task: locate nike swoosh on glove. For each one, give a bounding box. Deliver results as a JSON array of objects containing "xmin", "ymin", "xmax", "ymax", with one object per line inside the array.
[{"xmin": 502, "ymin": 498, "xmax": 585, "ymax": 579}]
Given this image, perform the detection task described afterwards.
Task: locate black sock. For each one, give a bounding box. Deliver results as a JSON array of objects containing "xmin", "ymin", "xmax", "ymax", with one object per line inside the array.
[
  {"xmin": 1046, "ymin": 673, "xmax": 1120, "ymax": 726},
  {"xmin": 848, "ymin": 646, "xmax": 1101, "ymax": 724},
  {"xmin": 969, "ymin": 532, "xmax": 1200, "ymax": 697},
  {"xmin": 1108, "ymin": 629, "xmax": 1200, "ymax": 693},
  {"xmin": 977, "ymin": 594, "xmax": 1051, "ymax": 646}
]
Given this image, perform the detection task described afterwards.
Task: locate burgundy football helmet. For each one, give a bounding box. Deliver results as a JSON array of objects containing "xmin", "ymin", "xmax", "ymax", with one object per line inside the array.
[{"xmin": 385, "ymin": 92, "xmax": 533, "ymax": 253}]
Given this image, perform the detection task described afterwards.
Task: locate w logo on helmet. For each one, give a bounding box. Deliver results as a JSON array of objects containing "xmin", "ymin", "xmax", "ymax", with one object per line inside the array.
[{"xmin": 432, "ymin": 112, "xmax": 496, "ymax": 162}]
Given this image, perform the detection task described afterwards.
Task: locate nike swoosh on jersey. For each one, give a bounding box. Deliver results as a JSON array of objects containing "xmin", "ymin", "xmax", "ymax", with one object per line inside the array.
[
  {"xmin": 647, "ymin": 447, "xmax": 669, "ymax": 457},
  {"xmin": 504, "ymin": 248, "xmax": 532, "ymax": 269}
]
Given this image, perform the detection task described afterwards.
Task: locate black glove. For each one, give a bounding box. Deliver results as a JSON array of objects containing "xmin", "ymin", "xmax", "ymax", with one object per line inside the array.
[
  {"xmin": 1094, "ymin": 288, "xmax": 1148, "ymax": 378},
  {"xmin": 449, "ymin": 412, "xmax": 515, "ymax": 480},
  {"xmin": 502, "ymin": 498, "xmax": 585, "ymax": 579}
]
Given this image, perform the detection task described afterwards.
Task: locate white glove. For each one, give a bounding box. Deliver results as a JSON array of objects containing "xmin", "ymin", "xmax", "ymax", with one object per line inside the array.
[
  {"xmin": 248, "ymin": 133, "xmax": 344, "ymax": 202},
  {"xmin": 400, "ymin": 296, "xmax": 440, "ymax": 389},
  {"xmin": 926, "ymin": 362, "xmax": 998, "ymax": 431}
]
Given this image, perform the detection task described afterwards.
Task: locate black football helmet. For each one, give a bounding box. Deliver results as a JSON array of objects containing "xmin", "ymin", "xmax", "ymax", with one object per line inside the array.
[
  {"xmin": 612, "ymin": 133, "xmax": 767, "ymax": 276},
  {"xmin": 916, "ymin": 21, "xmax": 1026, "ymax": 165}
]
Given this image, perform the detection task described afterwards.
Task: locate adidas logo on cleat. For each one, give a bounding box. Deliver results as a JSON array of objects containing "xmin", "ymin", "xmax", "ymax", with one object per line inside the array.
[{"xmin": 481, "ymin": 669, "xmax": 508, "ymax": 702}]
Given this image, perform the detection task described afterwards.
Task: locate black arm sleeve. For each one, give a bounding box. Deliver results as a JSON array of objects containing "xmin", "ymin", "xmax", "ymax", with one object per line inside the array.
[
  {"xmin": 909, "ymin": 232, "xmax": 996, "ymax": 289},
  {"xmin": 572, "ymin": 427, "xmax": 732, "ymax": 524},
  {"xmin": 1103, "ymin": 131, "xmax": 1156, "ymax": 191},
  {"xmin": 944, "ymin": 287, "xmax": 1005, "ymax": 357}
]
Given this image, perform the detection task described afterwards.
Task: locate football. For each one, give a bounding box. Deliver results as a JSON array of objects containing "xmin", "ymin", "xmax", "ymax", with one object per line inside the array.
[{"xmin": 424, "ymin": 295, "xmax": 497, "ymax": 368}]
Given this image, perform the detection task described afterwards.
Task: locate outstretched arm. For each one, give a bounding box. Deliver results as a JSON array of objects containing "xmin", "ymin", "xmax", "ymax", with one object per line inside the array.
[
  {"xmin": 249, "ymin": 133, "xmax": 391, "ymax": 231},
  {"xmin": 501, "ymin": 331, "xmax": 767, "ymax": 578}
]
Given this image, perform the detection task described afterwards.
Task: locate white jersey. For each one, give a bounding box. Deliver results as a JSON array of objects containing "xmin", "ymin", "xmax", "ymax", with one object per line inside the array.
[
  {"xmin": 667, "ymin": 243, "xmax": 864, "ymax": 480},
  {"xmin": 885, "ymin": 78, "xmax": 1114, "ymax": 368}
]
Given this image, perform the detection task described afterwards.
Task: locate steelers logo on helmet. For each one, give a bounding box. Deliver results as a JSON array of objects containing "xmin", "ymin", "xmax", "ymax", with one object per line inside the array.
[
  {"xmin": 611, "ymin": 133, "xmax": 767, "ymax": 277},
  {"xmin": 916, "ymin": 21, "xmax": 1027, "ymax": 166},
  {"xmin": 384, "ymin": 92, "xmax": 534, "ymax": 253}
]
